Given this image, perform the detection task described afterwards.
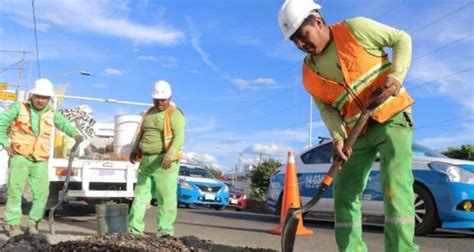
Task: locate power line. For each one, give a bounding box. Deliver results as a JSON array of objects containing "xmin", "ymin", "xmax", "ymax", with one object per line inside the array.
[
  {"xmin": 411, "ymin": 34, "xmax": 473, "ymax": 63},
  {"xmin": 409, "ymin": 2, "xmax": 473, "ymax": 34},
  {"xmin": 31, "ymin": 0, "xmax": 41, "ymax": 78},
  {"xmin": 416, "ymin": 114, "xmax": 474, "ymax": 130},
  {"xmin": 215, "ymin": 87, "xmax": 290, "ymax": 120},
  {"xmin": 0, "ymin": 59, "xmax": 24, "ymax": 74},
  {"xmin": 408, "ymin": 67, "xmax": 474, "ymax": 91},
  {"xmin": 416, "ymin": 119, "xmax": 474, "ymax": 130}
]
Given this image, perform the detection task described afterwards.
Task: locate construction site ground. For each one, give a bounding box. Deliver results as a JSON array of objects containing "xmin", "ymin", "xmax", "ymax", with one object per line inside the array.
[{"xmin": 0, "ymin": 203, "xmax": 472, "ymax": 251}]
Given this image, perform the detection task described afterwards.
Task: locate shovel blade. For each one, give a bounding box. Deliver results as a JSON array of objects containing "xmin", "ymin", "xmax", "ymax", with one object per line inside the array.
[{"xmin": 281, "ymin": 208, "xmax": 300, "ymax": 252}]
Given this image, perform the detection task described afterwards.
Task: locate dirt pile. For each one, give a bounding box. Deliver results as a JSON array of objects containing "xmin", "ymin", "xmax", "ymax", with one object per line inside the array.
[
  {"xmin": 0, "ymin": 233, "xmax": 49, "ymax": 251},
  {"xmin": 0, "ymin": 233, "xmax": 277, "ymax": 252}
]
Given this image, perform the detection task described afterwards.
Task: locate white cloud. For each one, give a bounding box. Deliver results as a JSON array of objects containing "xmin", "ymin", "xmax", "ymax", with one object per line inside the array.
[
  {"xmin": 254, "ymin": 78, "xmax": 276, "ymax": 85},
  {"xmin": 0, "ymin": 0, "xmax": 184, "ymax": 45},
  {"xmin": 92, "ymin": 82, "xmax": 108, "ymax": 89},
  {"xmin": 183, "ymin": 152, "xmax": 219, "ymax": 169},
  {"xmin": 186, "ymin": 118, "xmax": 216, "ymax": 133},
  {"xmin": 229, "ymin": 77, "xmax": 278, "ymax": 90},
  {"xmin": 408, "ymin": 59, "xmax": 474, "ymax": 113},
  {"xmin": 243, "ymin": 143, "xmax": 289, "ymax": 157},
  {"xmin": 104, "ymin": 68, "xmax": 123, "ymax": 76},
  {"xmin": 186, "ymin": 16, "xmax": 218, "ymax": 71},
  {"xmin": 418, "ymin": 132, "xmax": 474, "ymax": 151},
  {"xmin": 137, "ymin": 55, "xmax": 157, "ymax": 61},
  {"xmin": 137, "ymin": 55, "xmax": 178, "ymax": 67}
]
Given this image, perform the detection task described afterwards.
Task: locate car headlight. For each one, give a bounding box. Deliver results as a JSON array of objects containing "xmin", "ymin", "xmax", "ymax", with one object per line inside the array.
[
  {"xmin": 179, "ymin": 180, "xmax": 193, "ymax": 190},
  {"xmin": 428, "ymin": 162, "xmax": 474, "ymax": 184}
]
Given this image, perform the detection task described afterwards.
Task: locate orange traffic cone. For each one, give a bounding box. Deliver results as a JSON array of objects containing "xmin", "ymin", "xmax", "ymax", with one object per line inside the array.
[{"xmin": 270, "ymin": 151, "xmax": 313, "ymax": 236}]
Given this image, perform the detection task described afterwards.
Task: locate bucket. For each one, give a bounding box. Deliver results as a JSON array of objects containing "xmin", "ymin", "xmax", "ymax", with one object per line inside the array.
[
  {"xmin": 62, "ymin": 135, "xmax": 78, "ymax": 158},
  {"xmin": 95, "ymin": 203, "xmax": 128, "ymax": 235},
  {"xmin": 54, "ymin": 132, "xmax": 63, "ymax": 158},
  {"xmin": 113, "ymin": 115, "xmax": 141, "ymax": 155}
]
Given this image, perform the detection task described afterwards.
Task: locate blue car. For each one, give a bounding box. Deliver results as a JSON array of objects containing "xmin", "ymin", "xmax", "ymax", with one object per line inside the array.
[
  {"xmin": 178, "ymin": 164, "xmax": 229, "ymax": 210},
  {"xmin": 267, "ymin": 141, "xmax": 474, "ymax": 235}
]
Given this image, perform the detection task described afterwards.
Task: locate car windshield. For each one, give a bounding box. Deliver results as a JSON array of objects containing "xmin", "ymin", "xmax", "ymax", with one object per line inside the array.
[
  {"xmin": 412, "ymin": 143, "xmax": 447, "ymax": 158},
  {"xmin": 179, "ymin": 166, "xmax": 214, "ymax": 178}
]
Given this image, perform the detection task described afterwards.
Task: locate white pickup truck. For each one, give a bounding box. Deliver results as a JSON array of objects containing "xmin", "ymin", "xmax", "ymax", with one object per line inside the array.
[{"xmin": 0, "ymin": 94, "xmax": 152, "ymax": 207}]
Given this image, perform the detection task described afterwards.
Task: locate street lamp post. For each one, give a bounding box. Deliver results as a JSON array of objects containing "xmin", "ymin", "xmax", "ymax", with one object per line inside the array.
[
  {"xmin": 45, "ymin": 70, "xmax": 92, "ymax": 81},
  {"xmin": 216, "ymin": 147, "xmax": 245, "ymax": 188}
]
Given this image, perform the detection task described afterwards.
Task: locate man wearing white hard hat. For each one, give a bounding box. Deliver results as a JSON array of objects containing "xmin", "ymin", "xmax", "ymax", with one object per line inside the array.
[
  {"xmin": 128, "ymin": 80, "xmax": 185, "ymax": 237},
  {"xmin": 0, "ymin": 78, "xmax": 84, "ymax": 236},
  {"xmin": 279, "ymin": 0, "xmax": 417, "ymax": 251}
]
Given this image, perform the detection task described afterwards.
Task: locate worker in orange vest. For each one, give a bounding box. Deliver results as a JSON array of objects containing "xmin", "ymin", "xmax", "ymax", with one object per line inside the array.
[
  {"xmin": 0, "ymin": 78, "xmax": 83, "ymax": 237},
  {"xmin": 278, "ymin": 0, "xmax": 418, "ymax": 251}
]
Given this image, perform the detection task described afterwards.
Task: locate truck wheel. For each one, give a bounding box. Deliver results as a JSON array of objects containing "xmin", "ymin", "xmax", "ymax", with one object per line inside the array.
[
  {"xmin": 214, "ymin": 206, "xmax": 225, "ymax": 211},
  {"xmin": 414, "ymin": 183, "xmax": 439, "ymax": 236}
]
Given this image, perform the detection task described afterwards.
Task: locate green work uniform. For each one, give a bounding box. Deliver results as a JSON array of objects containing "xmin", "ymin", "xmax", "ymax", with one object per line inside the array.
[
  {"xmin": 0, "ymin": 100, "xmax": 79, "ymax": 226},
  {"xmin": 306, "ymin": 17, "xmax": 418, "ymax": 251},
  {"xmin": 128, "ymin": 106, "xmax": 185, "ymax": 236}
]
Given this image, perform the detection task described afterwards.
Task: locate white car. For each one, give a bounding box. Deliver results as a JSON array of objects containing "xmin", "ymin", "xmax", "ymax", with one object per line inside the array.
[{"xmin": 267, "ymin": 141, "xmax": 474, "ymax": 235}]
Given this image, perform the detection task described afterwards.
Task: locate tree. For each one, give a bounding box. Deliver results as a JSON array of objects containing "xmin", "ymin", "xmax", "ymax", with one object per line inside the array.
[
  {"xmin": 441, "ymin": 145, "xmax": 474, "ymax": 161},
  {"xmin": 208, "ymin": 167, "xmax": 222, "ymax": 179},
  {"xmin": 249, "ymin": 159, "xmax": 283, "ymax": 201}
]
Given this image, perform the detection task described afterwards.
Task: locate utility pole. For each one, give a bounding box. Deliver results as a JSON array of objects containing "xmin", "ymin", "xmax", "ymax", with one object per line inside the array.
[{"xmin": 16, "ymin": 52, "xmax": 26, "ymax": 93}]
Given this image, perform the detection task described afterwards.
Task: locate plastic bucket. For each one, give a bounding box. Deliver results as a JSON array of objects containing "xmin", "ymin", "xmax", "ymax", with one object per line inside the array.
[
  {"xmin": 54, "ymin": 132, "xmax": 63, "ymax": 158},
  {"xmin": 95, "ymin": 203, "xmax": 128, "ymax": 235},
  {"xmin": 113, "ymin": 115, "xmax": 141, "ymax": 155},
  {"xmin": 61, "ymin": 135, "xmax": 78, "ymax": 158}
]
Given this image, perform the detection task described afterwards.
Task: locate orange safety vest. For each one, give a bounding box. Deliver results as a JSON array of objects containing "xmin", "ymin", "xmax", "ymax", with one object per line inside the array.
[
  {"xmin": 302, "ymin": 21, "xmax": 414, "ymax": 133},
  {"xmin": 10, "ymin": 102, "xmax": 54, "ymax": 161},
  {"xmin": 136, "ymin": 105, "xmax": 183, "ymax": 161}
]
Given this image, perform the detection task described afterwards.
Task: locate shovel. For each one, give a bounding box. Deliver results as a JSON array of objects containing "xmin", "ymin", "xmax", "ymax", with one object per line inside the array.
[
  {"xmin": 281, "ymin": 87, "xmax": 395, "ymax": 252},
  {"xmin": 49, "ymin": 141, "xmax": 81, "ymax": 235}
]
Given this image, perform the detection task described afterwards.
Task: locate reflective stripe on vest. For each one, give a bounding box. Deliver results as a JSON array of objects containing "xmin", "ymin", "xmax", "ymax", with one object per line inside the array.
[
  {"xmin": 385, "ymin": 216, "xmax": 415, "ymax": 225},
  {"xmin": 334, "ymin": 220, "xmax": 362, "ymax": 228},
  {"xmin": 163, "ymin": 105, "xmax": 183, "ymax": 161},
  {"xmin": 10, "ymin": 102, "xmax": 54, "ymax": 161},
  {"xmin": 302, "ymin": 21, "xmax": 414, "ymax": 132}
]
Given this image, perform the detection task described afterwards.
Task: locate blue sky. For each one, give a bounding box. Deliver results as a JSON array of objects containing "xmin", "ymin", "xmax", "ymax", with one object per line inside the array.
[{"xmin": 0, "ymin": 0, "xmax": 473, "ymax": 171}]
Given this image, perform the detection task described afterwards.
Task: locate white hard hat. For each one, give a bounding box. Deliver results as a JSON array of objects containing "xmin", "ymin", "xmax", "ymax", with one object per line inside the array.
[
  {"xmin": 278, "ymin": 0, "xmax": 322, "ymax": 39},
  {"xmin": 30, "ymin": 78, "xmax": 54, "ymax": 97},
  {"xmin": 152, "ymin": 80, "xmax": 172, "ymax": 99}
]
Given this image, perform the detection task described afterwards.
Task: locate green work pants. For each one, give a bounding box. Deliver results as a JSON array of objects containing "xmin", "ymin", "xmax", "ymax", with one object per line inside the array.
[
  {"xmin": 4, "ymin": 155, "xmax": 49, "ymax": 226},
  {"xmin": 333, "ymin": 112, "xmax": 419, "ymax": 252},
  {"xmin": 128, "ymin": 154, "xmax": 179, "ymax": 236}
]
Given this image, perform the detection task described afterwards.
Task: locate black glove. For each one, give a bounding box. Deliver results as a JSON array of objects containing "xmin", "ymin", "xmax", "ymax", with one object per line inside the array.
[{"xmin": 129, "ymin": 151, "xmax": 137, "ymax": 164}]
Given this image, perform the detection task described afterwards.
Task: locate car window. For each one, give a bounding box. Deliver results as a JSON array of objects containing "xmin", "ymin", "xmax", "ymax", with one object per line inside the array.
[
  {"xmin": 301, "ymin": 143, "xmax": 332, "ymax": 164},
  {"xmin": 179, "ymin": 166, "xmax": 213, "ymax": 178},
  {"xmin": 412, "ymin": 143, "xmax": 447, "ymax": 158}
]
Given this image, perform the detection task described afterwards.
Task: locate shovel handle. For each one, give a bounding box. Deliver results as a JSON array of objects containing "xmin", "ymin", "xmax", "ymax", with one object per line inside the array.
[
  {"xmin": 296, "ymin": 86, "xmax": 393, "ymax": 215},
  {"xmin": 49, "ymin": 141, "xmax": 81, "ymax": 235}
]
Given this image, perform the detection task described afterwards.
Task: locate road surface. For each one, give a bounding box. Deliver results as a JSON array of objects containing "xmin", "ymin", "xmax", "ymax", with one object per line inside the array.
[{"xmin": 0, "ymin": 204, "xmax": 472, "ymax": 251}]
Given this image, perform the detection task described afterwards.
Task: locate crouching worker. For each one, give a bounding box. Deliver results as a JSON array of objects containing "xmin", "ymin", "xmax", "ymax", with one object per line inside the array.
[
  {"xmin": 128, "ymin": 80, "xmax": 185, "ymax": 237},
  {"xmin": 0, "ymin": 78, "xmax": 84, "ymax": 237}
]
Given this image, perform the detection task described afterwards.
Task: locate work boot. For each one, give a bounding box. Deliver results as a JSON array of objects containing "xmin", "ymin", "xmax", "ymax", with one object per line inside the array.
[
  {"xmin": 156, "ymin": 232, "xmax": 173, "ymax": 239},
  {"xmin": 27, "ymin": 223, "xmax": 39, "ymax": 234},
  {"xmin": 4, "ymin": 225, "xmax": 22, "ymax": 237}
]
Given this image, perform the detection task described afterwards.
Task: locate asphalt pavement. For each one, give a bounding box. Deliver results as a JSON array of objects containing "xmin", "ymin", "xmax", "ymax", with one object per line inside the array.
[{"xmin": 0, "ymin": 203, "xmax": 473, "ymax": 251}]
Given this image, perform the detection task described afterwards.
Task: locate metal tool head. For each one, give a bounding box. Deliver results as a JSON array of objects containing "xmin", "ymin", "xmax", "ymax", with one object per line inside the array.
[{"xmin": 281, "ymin": 207, "xmax": 301, "ymax": 252}]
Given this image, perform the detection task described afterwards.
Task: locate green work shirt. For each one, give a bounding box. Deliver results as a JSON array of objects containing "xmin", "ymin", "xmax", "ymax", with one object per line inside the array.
[
  {"xmin": 306, "ymin": 17, "xmax": 412, "ymax": 141},
  {"xmin": 134, "ymin": 107, "xmax": 185, "ymax": 160},
  {"xmin": 0, "ymin": 100, "xmax": 80, "ymax": 148}
]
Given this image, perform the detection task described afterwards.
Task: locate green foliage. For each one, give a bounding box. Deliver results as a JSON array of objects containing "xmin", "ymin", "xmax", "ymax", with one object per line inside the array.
[
  {"xmin": 441, "ymin": 145, "xmax": 474, "ymax": 161},
  {"xmin": 249, "ymin": 159, "xmax": 283, "ymax": 201},
  {"xmin": 208, "ymin": 167, "xmax": 223, "ymax": 179}
]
